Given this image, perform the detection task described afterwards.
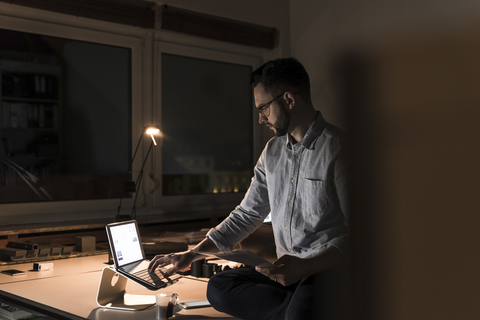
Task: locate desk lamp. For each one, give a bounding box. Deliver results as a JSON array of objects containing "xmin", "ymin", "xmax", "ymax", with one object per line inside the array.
[{"xmin": 116, "ymin": 126, "xmax": 160, "ymax": 221}]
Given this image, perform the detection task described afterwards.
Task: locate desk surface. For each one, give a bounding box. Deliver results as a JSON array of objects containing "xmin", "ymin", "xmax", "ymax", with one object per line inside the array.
[{"xmin": 0, "ymin": 254, "xmax": 237, "ymax": 319}]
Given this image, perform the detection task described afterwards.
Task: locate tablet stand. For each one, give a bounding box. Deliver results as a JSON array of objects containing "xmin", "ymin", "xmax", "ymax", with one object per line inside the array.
[{"xmin": 96, "ymin": 266, "xmax": 155, "ymax": 311}]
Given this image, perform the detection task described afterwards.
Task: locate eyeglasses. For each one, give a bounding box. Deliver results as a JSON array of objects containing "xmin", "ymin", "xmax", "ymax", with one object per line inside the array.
[{"xmin": 256, "ymin": 92, "xmax": 284, "ymax": 118}]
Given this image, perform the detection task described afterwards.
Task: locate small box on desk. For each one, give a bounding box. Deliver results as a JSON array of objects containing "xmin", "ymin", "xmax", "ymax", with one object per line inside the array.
[
  {"xmin": 0, "ymin": 247, "xmax": 26, "ymax": 261},
  {"xmin": 37, "ymin": 246, "xmax": 52, "ymax": 258},
  {"xmin": 75, "ymin": 236, "xmax": 96, "ymax": 253},
  {"xmin": 38, "ymin": 244, "xmax": 62, "ymax": 256},
  {"xmin": 61, "ymin": 245, "xmax": 74, "ymax": 256},
  {"xmin": 6, "ymin": 242, "xmax": 39, "ymax": 258}
]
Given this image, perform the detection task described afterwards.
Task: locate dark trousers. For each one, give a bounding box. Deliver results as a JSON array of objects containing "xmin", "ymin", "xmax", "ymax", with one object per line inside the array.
[{"xmin": 206, "ymin": 267, "xmax": 351, "ymax": 320}]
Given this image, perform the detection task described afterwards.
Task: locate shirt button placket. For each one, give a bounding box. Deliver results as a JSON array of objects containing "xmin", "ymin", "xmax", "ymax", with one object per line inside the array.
[{"xmin": 285, "ymin": 150, "xmax": 300, "ymax": 253}]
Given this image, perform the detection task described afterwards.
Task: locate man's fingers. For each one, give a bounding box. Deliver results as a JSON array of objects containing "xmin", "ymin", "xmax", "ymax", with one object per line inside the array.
[
  {"xmin": 148, "ymin": 255, "xmax": 168, "ymax": 271},
  {"xmin": 255, "ymin": 265, "xmax": 275, "ymax": 277},
  {"xmin": 255, "ymin": 265, "xmax": 287, "ymax": 285},
  {"xmin": 162, "ymin": 267, "xmax": 177, "ymax": 278},
  {"xmin": 148, "ymin": 251, "xmax": 196, "ymax": 275},
  {"xmin": 147, "ymin": 256, "xmax": 160, "ymax": 270}
]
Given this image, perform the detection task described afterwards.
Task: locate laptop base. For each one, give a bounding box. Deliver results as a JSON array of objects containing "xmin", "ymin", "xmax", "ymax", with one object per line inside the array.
[{"xmin": 96, "ymin": 266, "xmax": 155, "ymax": 311}]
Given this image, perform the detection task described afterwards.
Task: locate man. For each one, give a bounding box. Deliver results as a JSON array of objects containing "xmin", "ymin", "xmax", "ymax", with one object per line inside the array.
[{"xmin": 149, "ymin": 57, "xmax": 349, "ymax": 319}]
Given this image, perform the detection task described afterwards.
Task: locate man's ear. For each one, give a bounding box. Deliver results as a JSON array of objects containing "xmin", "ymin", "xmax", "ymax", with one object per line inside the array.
[{"xmin": 284, "ymin": 92, "xmax": 296, "ymax": 109}]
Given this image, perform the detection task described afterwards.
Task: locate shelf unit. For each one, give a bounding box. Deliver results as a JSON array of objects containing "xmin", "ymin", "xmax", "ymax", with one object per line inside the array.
[{"xmin": 0, "ymin": 60, "xmax": 62, "ymax": 203}]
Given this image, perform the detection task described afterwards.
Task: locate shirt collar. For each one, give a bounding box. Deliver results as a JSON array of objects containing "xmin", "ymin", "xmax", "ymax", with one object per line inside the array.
[{"xmin": 286, "ymin": 111, "xmax": 326, "ymax": 150}]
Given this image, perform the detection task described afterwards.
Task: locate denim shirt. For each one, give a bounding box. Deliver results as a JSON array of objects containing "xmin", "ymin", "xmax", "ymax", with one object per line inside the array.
[{"xmin": 207, "ymin": 113, "xmax": 349, "ymax": 259}]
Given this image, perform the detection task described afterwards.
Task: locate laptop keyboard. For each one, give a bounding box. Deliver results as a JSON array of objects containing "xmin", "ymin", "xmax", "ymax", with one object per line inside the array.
[{"xmin": 132, "ymin": 265, "xmax": 175, "ymax": 286}]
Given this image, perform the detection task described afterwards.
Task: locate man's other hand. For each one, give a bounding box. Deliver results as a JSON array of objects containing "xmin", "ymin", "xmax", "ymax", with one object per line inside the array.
[{"xmin": 255, "ymin": 255, "xmax": 310, "ymax": 286}]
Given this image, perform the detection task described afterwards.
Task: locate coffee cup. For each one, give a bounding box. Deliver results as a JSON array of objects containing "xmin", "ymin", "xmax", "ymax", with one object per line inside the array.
[{"xmin": 156, "ymin": 292, "xmax": 179, "ymax": 320}]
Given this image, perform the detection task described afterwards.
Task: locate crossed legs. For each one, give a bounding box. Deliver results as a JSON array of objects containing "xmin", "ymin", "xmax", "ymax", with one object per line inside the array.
[{"xmin": 206, "ymin": 267, "xmax": 315, "ymax": 320}]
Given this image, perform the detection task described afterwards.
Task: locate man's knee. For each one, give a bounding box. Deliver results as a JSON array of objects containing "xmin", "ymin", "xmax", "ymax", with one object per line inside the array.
[
  {"xmin": 206, "ymin": 271, "xmax": 234, "ymax": 312},
  {"xmin": 207, "ymin": 268, "xmax": 255, "ymax": 313}
]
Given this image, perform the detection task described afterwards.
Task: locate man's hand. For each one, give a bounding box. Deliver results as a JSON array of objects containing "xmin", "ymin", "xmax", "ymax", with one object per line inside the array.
[
  {"xmin": 254, "ymin": 246, "xmax": 346, "ymax": 286},
  {"xmin": 148, "ymin": 237, "xmax": 220, "ymax": 278},
  {"xmin": 255, "ymin": 255, "xmax": 311, "ymax": 286},
  {"xmin": 148, "ymin": 250, "xmax": 197, "ymax": 278}
]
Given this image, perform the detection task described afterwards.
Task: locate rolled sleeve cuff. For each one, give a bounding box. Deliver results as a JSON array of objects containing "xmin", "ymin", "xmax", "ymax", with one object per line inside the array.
[{"xmin": 206, "ymin": 228, "xmax": 234, "ymax": 253}]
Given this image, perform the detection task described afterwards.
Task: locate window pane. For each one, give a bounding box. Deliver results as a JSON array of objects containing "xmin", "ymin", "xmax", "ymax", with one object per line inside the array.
[
  {"xmin": 161, "ymin": 54, "xmax": 253, "ymax": 195},
  {"xmin": 0, "ymin": 29, "xmax": 131, "ymax": 203}
]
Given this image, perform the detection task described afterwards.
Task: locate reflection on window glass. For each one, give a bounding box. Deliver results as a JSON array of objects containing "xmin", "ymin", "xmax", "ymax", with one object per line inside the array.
[
  {"xmin": 0, "ymin": 29, "xmax": 131, "ymax": 203},
  {"xmin": 162, "ymin": 54, "xmax": 253, "ymax": 195}
]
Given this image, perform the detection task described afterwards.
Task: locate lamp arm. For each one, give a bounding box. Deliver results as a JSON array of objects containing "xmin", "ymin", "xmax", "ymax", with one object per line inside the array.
[
  {"xmin": 116, "ymin": 131, "xmax": 145, "ymax": 220},
  {"xmin": 116, "ymin": 126, "xmax": 159, "ymax": 221},
  {"xmin": 131, "ymin": 131, "xmax": 144, "ymax": 166},
  {"xmin": 130, "ymin": 141, "xmax": 154, "ymax": 219}
]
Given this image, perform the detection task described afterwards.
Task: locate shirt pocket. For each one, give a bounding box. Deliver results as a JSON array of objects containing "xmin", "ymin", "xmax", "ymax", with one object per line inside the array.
[{"xmin": 301, "ymin": 178, "xmax": 328, "ymax": 216}]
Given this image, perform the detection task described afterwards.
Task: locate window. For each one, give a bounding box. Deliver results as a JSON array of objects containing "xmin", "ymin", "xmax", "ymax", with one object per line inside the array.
[
  {"xmin": 151, "ymin": 42, "xmax": 262, "ymax": 211},
  {"xmin": 0, "ymin": 29, "xmax": 131, "ymax": 204},
  {"xmin": 161, "ymin": 53, "xmax": 253, "ymax": 196}
]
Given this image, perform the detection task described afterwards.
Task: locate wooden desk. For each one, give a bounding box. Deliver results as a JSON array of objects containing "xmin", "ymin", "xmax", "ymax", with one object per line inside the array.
[{"xmin": 0, "ymin": 254, "xmax": 237, "ymax": 319}]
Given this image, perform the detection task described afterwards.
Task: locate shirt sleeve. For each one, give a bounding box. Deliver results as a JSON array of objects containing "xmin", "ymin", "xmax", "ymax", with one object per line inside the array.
[
  {"xmin": 329, "ymin": 147, "xmax": 350, "ymax": 258},
  {"xmin": 207, "ymin": 148, "xmax": 271, "ymax": 253}
]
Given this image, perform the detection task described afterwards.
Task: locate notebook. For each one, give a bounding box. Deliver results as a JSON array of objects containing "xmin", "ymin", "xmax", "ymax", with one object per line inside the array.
[{"xmin": 105, "ymin": 220, "xmax": 181, "ymax": 290}]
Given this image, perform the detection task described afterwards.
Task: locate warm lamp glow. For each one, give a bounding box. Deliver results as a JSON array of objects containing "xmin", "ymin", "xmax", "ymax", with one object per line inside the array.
[
  {"xmin": 146, "ymin": 127, "xmax": 160, "ymax": 145},
  {"xmin": 146, "ymin": 127, "xmax": 159, "ymax": 134}
]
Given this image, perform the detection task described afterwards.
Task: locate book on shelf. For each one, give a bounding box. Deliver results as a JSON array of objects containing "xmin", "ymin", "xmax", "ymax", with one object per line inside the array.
[
  {"xmin": 1, "ymin": 101, "xmax": 10, "ymax": 128},
  {"xmin": 2, "ymin": 72, "xmax": 58, "ymax": 100},
  {"xmin": 0, "ymin": 102, "xmax": 57, "ymax": 129}
]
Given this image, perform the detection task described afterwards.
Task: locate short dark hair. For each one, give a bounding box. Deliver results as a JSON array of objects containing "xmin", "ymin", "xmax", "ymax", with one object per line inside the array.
[{"xmin": 251, "ymin": 57, "xmax": 310, "ymax": 96}]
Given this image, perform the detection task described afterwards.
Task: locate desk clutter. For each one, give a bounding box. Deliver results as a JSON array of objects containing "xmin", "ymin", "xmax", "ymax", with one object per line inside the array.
[{"xmin": 0, "ymin": 236, "xmax": 106, "ymax": 265}]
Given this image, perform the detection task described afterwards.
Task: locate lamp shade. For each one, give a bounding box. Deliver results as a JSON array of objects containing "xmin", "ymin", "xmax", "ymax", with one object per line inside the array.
[{"xmin": 146, "ymin": 127, "xmax": 160, "ymax": 145}]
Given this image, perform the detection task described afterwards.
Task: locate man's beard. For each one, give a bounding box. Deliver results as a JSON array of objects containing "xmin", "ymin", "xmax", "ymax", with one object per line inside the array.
[{"xmin": 271, "ymin": 104, "xmax": 290, "ymax": 136}]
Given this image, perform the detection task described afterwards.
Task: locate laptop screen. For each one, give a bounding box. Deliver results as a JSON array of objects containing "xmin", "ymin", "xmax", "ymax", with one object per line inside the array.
[{"xmin": 107, "ymin": 220, "xmax": 144, "ymax": 268}]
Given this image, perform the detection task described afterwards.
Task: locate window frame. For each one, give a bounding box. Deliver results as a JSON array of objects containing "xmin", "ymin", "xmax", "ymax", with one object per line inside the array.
[{"xmin": 147, "ymin": 41, "xmax": 262, "ymax": 214}]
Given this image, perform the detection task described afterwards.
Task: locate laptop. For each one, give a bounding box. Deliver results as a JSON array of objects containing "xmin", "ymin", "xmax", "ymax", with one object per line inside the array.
[{"xmin": 105, "ymin": 220, "xmax": 181, "ymax": 290}]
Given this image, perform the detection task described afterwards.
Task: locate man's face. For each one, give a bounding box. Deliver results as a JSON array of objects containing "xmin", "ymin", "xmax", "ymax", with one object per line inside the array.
[{"xmin": 254, "ymin": 84, "xmax": 290, "ymax": 137}]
